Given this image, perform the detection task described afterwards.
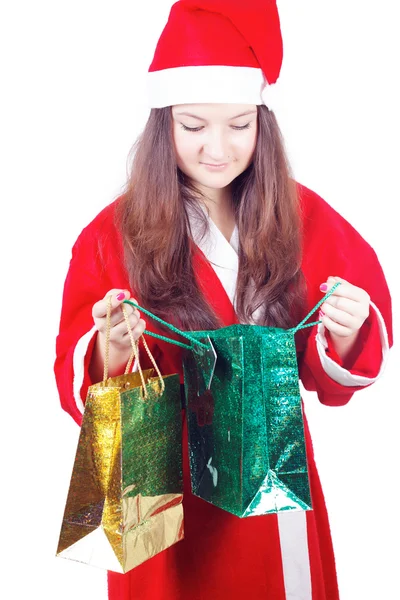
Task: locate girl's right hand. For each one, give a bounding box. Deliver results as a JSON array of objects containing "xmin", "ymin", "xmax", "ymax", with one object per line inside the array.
[{"xmin": 91, "ymin": 289, "xmax": 146, "ymax": 351}]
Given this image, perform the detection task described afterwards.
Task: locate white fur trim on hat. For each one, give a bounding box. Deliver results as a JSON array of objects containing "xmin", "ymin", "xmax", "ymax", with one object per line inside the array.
[{"xmin": 147, "ymin": 65, "xmax": 268, "ymax": 108}]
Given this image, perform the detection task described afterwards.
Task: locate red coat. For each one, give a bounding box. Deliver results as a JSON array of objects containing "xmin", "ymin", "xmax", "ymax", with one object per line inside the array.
[{"xmin": 54, "ymin": 182, "xmax": 392, "ymax": 599}]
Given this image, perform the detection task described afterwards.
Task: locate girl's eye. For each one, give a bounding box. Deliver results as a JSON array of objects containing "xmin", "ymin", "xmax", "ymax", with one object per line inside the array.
[
  {"xmin": 181, "ymin": 125, "xmax": 203, "ymax": 132},
  {"xmin": 180, "ymin": 123, "xmax": 251, "ymax": 132},
  {"xmin": 232, "ymin": 124, "xmax": 251, "ymax": 130}
]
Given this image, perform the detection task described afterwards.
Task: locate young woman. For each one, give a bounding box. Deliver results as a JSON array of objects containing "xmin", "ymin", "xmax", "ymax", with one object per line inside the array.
[{"xmin": 54, "ymin": 2, "xmax": 393, "ymax": 598}]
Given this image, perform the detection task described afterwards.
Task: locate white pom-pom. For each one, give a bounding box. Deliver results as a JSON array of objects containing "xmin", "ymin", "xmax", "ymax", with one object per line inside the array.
[{"xmin": 261, "ymin": 82, "xmax": 280, "ymax": 112}]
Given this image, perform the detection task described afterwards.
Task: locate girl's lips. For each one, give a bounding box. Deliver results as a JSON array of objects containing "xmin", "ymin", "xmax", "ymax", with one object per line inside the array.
[{"xmin": 201, "ymin": 162, "xmax": 229, "ymax": 170}]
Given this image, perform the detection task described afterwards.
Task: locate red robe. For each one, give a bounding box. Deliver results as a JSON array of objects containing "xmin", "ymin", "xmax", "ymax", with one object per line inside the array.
[{"xmin": 54, "ymin": 182, "xmax": 392, "ymax": 599}]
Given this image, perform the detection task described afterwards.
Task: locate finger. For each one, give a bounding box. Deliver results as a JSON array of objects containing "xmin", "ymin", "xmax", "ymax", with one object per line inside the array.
[
  {"xmin": 98, "ymin": 304, "xmax": 138, "ymax": 329},
  {"xmin": 95, "ymin": 307, "xmax": 140, "ymax": 334},
  {"xmin": 320, "ymin": 277, "xmax": 370, "ymax": 303},
  {"xmin": 121, "ymin": 317, "xmax": 146, "ymax": 341},
  {"xmin": 320, "ymin": 303, "xmax": 359, "ymax": 329},
  {"xmin": 112, "ymin": 305, "xmax": 141, "ymax": 327},
  {"xmin": 123, "ymin": 297, "xmax": 141, "ymax": 311},
  {"xmin": 92, "ymin": 290, "xmax": 134, "ymax": 319},
  {"xmin": 118, "ymin": 300, "xmax": 142, "ymax": 323},
  {"xmin": 319, "ymin": 313, "xmax": 353, "ymax": 338},
  {"xmin": 321, "ymin": 296, "xmax": 369, "ymax": 320},
  {"xmin": 92, "ymin": 290, "xmax": 126, "ymax": 319},
  {"xmin": 109, "ymin": 315, "xmax": 143, "ymax": 343},
  {"xmin": 104, "ymin": 288, "xmax": 132, "ymax": 304}
]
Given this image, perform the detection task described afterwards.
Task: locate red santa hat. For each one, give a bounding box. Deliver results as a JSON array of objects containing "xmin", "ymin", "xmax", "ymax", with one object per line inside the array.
[{"xmin": 147, "ymin": 0, "xmax": 283, "ymax": 108}]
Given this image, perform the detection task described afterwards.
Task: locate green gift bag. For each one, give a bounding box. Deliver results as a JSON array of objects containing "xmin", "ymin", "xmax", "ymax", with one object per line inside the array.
[
  {"xmin": 57, "ymin": 298, "xmax": 183, "ymax": 573},
  {"xmin": 123, "ymin": 283, "xmax": 339, "ymax": 519}
]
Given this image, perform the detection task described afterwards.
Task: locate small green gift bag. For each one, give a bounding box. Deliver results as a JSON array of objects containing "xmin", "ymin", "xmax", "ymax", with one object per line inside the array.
[
  {"xmin": 123, "ymin": 283, "xmax": 339, "ymax": 519},
  {"xmin": 183, "ymin": 324, "xmax": 310, "ymax": 517}
]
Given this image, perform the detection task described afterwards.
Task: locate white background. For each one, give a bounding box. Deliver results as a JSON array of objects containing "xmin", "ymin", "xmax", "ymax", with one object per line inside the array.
[{"xmin": 1, "ymin": 1, "xmax": 399, "ymax": 599}]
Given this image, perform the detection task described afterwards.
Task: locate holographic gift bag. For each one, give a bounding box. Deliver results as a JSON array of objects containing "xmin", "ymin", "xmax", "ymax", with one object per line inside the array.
[
  {"xmin": 57, "ymin": 298, "xmax": 183, "ymax": 573},
  {"xmin": 182, "ymin": 284, "xmax": 341, "ymax": 518},
  {"xmin": 123, "ymin": 284, "xmax": 340, "ymax": 519}
]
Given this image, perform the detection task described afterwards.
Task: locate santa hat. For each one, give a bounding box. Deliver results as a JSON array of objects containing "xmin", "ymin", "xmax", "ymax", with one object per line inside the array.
[{"xmin": 147, "ymin": 0, "xmax": 283, "ymax": 109}]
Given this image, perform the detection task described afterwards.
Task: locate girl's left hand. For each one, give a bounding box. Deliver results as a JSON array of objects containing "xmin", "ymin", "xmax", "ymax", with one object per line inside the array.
[{"xmin": 319, "ymin": 276, "xmax": 370, "ymax": 339}]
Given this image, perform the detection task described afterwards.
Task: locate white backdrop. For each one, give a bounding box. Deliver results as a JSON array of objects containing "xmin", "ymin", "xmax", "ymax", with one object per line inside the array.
[{"xmin": 1, "ymin": 1, "xmax": 399, "ymax": 599}]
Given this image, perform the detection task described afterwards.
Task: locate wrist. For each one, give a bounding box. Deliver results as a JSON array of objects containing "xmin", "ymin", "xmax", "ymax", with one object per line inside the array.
[
  {"xmin": 329, "ymin": 330, "xmax": 360, "ymax": 367},
  {"xmin": 90, "ymin": 331, "xmax": 134, "ymax": 382}
]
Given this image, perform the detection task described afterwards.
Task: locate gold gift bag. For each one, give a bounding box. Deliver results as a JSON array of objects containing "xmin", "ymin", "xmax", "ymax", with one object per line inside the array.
[{"xmin": 56, "ymin": 298, "xmax": 183, "ymax": 573}]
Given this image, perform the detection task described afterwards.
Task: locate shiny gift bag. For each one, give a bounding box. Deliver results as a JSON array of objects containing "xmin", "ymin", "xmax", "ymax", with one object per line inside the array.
[
  {"xmin": 57, "ymin": 298, "xmax": 183, "ymax": 573},
  {"xmin": 183, "ymin": 284, "xmax": 340, "ymax": 517},
  {"xmin": 123, "ymin": 284, "xmax": 340, "ymax": 519}
]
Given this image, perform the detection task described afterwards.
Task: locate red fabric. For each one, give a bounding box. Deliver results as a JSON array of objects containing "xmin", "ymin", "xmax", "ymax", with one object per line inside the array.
[
  {"xmin": 54, "ymin": 181, "xmax": 393, "ymax": 599},
  {"xmin": 324, "ymin": 308, "xmax": 382, "ymax": 375},
  {"xmin": 297, "ymin": 183, "xmax": 393, "ymax": 407},
  {"xmin": 149, "ymin": 0, "xmax": 283, "ymax": 85}
]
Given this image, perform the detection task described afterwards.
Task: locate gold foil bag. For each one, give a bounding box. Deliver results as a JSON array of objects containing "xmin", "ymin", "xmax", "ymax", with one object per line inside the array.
[{"xmin": 56, "ymin": 298, "xmax": 183, "ymax": 573}]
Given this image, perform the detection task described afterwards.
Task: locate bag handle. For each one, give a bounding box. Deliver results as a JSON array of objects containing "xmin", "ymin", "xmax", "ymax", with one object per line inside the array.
[
  {"xmin": 123, "ymin": 299, "xmax": 209, "ymax": 350},
  {"xmin": 121, "ymin": 303, "xmax": 165, "ymax": 396},
  {"xmin": 103, "ymin": 295, "xmax": 165, "ymax": 397},
  {"xmin": 103, "ymin": 294, "xmax": 135, "ymax": 381},
  {"xmin": 123, "ymin": 282, "xmax": 341, "ymax": 343},
  {"xmin": 289, "ymin": 281, "xmax": 341, "ymax": 334},
  {"xmin": 123, "ymin": 300, "xmax": 216, "ymax": 395}
]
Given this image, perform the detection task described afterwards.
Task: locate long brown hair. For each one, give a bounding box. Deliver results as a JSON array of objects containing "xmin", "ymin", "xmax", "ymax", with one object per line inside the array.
[{"xmin": 115, "ymin": 105, "xmax": 306, "ymax": 330}]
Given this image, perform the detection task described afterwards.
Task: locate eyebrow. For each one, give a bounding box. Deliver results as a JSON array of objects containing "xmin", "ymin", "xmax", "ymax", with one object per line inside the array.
[{"xmin": 174, "ymin": 110, "xmax": 257, "ymax": 121}]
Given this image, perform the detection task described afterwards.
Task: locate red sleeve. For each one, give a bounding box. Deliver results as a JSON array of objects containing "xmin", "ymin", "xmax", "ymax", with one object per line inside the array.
[
  {"xmin": 323, "ymin": 307, "xmax": 382, "ymax": 376},
  {"xmin": 299, "ymin": 311, "xmax": 384, "ymax": 406},
  {"xmin": 54, "ymin": 224, "xmax": 116, "ymax": 426},
  {"xmin": 296, "ymin": 182, "xmax": 393, "ymax": 407},
  {"xmin": 54, "ymin": 201, "xmax": 168, "ymax": 426},
  {"xmin": 54, "ymin": 198, "xmax": 146, "ymax": 425}
]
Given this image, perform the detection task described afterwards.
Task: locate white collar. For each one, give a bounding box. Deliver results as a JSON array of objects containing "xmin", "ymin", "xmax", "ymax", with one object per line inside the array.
[{"xmin": 187, "ymin": 205, "xmax": 239, "ymax": 307}]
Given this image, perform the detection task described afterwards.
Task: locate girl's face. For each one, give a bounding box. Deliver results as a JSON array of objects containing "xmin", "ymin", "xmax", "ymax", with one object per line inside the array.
[{"xmin": 171, "ymin": 103, "xmax": 258, "ymax": 197}]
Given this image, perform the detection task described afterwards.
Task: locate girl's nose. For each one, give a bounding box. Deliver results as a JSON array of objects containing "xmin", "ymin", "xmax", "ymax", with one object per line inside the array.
[{"xmin": 203, "ymin": 132, "xmax": 227, "ymax": 161}]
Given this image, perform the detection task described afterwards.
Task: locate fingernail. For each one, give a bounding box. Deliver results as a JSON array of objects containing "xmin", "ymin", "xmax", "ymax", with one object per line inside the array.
[
  {"xmin": 116, "ymin": 292, "xmax": 125, "ymax": 301},
  {"xmin": 319, "ymin": 310, "xmax": 325, "ymax": 317},
  {"xmin": 320, "ymin": 283, "xmax": 328, "ymax": 292}
]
